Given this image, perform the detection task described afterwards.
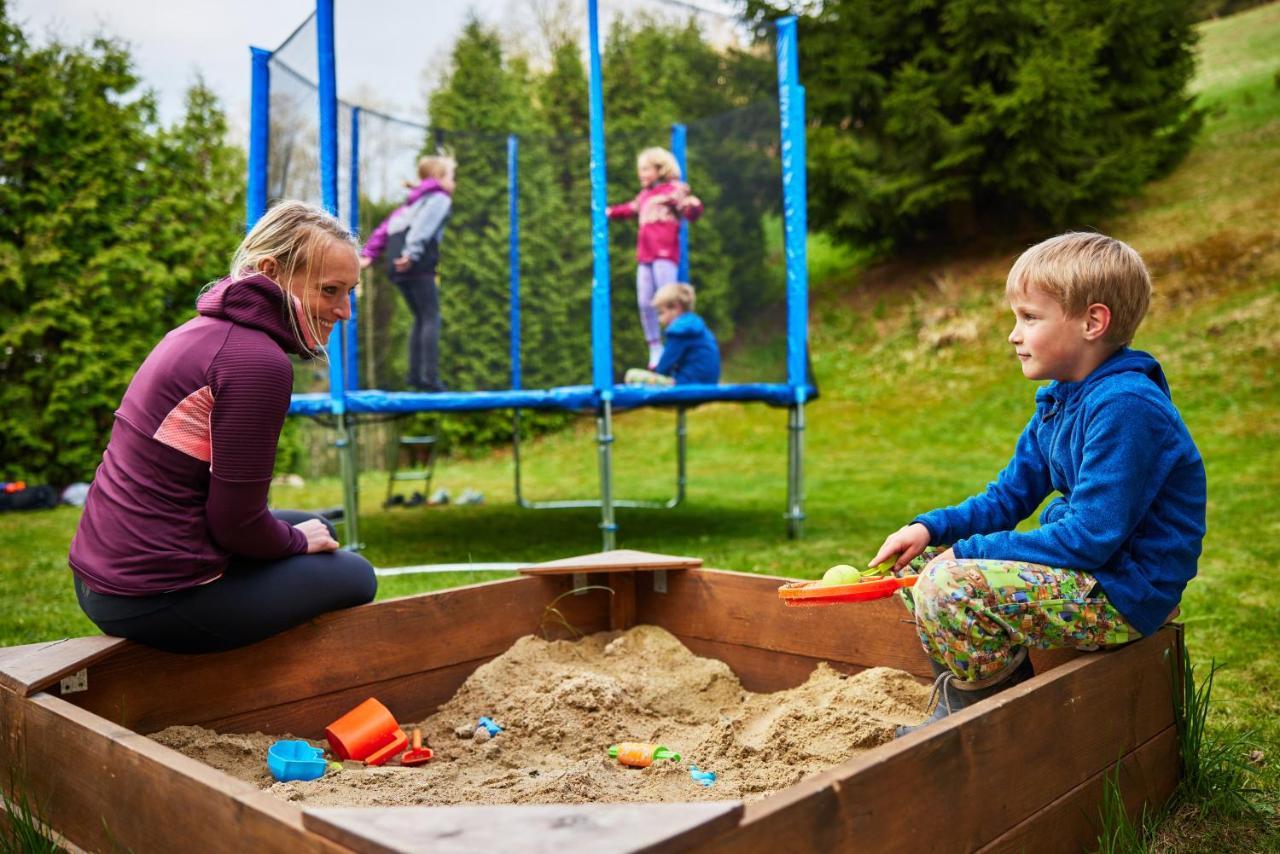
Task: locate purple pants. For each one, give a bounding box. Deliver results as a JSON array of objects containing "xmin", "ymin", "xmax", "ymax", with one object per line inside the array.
[{"xmin": 636, "ymin": 259, "xmax": 679, "ymax": 344}]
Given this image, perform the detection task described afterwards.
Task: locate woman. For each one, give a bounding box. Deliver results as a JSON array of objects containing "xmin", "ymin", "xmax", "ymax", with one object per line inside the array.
[{"xmin": 69, "ymin": 201, "xmax": 377, "ymax": 653}]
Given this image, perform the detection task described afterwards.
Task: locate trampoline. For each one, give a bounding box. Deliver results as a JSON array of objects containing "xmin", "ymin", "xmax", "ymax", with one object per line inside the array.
[{"xmin": 246, "ymin": 0, "xmax": 815, "ymax": 550}]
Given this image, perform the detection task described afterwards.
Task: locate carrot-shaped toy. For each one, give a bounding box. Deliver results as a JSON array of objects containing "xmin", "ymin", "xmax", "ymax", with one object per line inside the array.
[{"xmin": 608, "ymin": 742, "xmax": 681, "ymax": 768}]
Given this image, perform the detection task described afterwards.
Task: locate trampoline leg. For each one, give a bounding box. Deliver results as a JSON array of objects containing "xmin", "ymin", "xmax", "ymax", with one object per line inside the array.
[
  {"xmin": 669, "ymin": 408, "xmax": 687, "ymax": 509},
  {"xmin": 337, "ymin": 412, "xmax": 363, "ymax": 551},
  {"xmin": 786, "ymin": 403, "xmax": 805, "ymax": 539},
  {"xmin": 512, "ymin": 408, "xmax": 529, "ymax": 508},
  {"xmin": 597, "ymin": 399, "xmax": 617, "ymax": 550}
]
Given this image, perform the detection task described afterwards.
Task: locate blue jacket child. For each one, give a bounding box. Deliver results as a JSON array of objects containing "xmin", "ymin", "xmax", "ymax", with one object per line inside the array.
[
  {"xmin": 654, "ymin": 311, "xmax": 720, "ymax": 384},
  {"xmin": 914, "ymin": 348, "xmax": 1206, "ymax": 637}
]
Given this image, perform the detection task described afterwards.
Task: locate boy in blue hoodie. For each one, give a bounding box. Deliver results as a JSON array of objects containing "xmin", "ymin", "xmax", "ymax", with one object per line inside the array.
[
  {"xmin": 870, "ymin": 232, "xmax": 1206, "ymax": 735},
  {"xmin": 624, "ymin": 283, "xmax": 721, "ymax": 386}
]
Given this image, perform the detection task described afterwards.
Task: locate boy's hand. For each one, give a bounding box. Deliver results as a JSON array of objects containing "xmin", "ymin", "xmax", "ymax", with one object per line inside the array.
[
  {"xmin": 868, "ymin": 523, "xmax": 931, "ymax": 572},
  {"xmin": 394, "ymin": 255, "xmax": 412, "ymax": 272},
  {"xmin": 359, "ymin": 256, "xmax": 373, "ymax": 270}
]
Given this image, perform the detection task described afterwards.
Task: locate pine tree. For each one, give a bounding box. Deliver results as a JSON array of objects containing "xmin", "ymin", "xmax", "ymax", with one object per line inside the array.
[
  {"xmin": 761, "ymin": 0, "xmax": 1202, "ymax": 247},
  {"xmin": 0, "ymin": 7, "xmax": 244, "ymax": 483}
]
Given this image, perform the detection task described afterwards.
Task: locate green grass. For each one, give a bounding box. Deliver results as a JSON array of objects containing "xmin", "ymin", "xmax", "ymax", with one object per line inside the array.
[{"xmin": 2, "ymin": 2, "xmax": 1279, "ymax": 848}]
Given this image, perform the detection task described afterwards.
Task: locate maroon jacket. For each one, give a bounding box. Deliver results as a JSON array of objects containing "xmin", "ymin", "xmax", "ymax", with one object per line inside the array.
[
  {"xmin": 607, "ymin": 180, "xmax": 703, "ymax": 264},
  {"xmin": 69, "ymin": 275, "xmax": 311, "ymax": 595}
]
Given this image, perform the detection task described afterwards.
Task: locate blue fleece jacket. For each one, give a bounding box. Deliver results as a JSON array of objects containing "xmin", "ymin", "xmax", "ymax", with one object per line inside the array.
[
  {"xmin": 655, "ymin": 312, "xmax": 721, "ymax": 384},
  {"xmin": 915, "ymin": 348, "xmax": 1206, "ymax": 637}
]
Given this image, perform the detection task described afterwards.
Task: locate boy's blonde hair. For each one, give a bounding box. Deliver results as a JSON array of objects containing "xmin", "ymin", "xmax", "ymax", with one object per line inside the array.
[
  {"xmin": 637, "ymin": 147, "xmax": 681, "ymax": 182},
  {"xmin": 651, "ymin": 282, "xmax": 696, "ymax": 312},
  {"xmin": 228, "ymin": 200, "xmax": 356, "ymax": 355},
  {"xmin": 416, "ymin": 154, "xmax": 456, "ymax": 183},
  {"xmin": 1006, "ymin": 232, "xmax": 1152, "ymax": 347}
]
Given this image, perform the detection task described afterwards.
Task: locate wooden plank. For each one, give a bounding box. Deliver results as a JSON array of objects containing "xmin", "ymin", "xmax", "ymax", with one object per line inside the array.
[
  {"xmin": 677, "ymin": 635, "xmax": 866, "ymax": 693},
  {"xmin": 608, "ymin": 571, "xmax": 637, "ymax": 631},
  {"xmin": 519, "ymin": 549, "xmax": 702, "ymax": 575},
  {"xmin": 691, "ymin": 628, "xmax": 1180, "ymax": 853},
  {"xmin": 202, "ymin": 657, "xmax": 495, "ymax": 737},
  {"xmin": 639, "ymin": 569, "xmax": 936, "ymax": 677},
  {"xmin": 62, "ymin": 575, "xmax": 610, "ymax": 734},
  {"xmin": 0, "ymin": 636, "xmax": 128, "ymax": 697},
  {"xmin": 0, "ymin": 691, "xmax": 344, "ymax": 854},
  {"xmin": 304, "ymin": 801, "xmax": 744, "ymax": 854},
  {"xmin": 978, "ymin": 725, "xmax": 1180, "ymax": 853}
]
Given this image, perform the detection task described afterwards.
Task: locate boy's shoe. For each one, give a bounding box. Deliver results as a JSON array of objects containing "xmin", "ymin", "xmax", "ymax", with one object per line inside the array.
[
  {"xmin": 428, "ymin": 488, "xmax": 450, "ymax": 505},
  {"xmin": 404, "ymin": 491, "xmax": 426, "ymax": 508},
  {"xmin": 895, "ymin": 647, "xmax": 1034, "ymax": 737},
  {"xmin": 383, "ymin": 493, "xmax": 406, "ymax": 509},
  {"xmin": 458, "ymin": 488, "xmax": 484, "ymax": 505}
]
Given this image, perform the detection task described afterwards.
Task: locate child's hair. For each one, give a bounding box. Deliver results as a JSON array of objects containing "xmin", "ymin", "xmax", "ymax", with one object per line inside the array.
[
  {"xmin": 1005, "ymin": 232, "xmax": 1152, "ymax": 347},
  {"xmin": 228, "ymin": 200, "xmax": 357, "ymax": 354},
  {"xmin": 637, "ymin": 147, "xmax": 681, "ymax": 182},
  {"xmin": 651, "ymin": 283, "xmax": 696, "ymax": 312},
  {"xmin": 409, "ymin": 154, "xmax": 457, "ymax": 186}
]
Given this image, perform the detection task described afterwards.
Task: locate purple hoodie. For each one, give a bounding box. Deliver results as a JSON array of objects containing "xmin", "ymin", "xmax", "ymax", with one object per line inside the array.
[
  {"xmin": 362, "ymin": 178, "xmax": 447, "ymax": 261},
  {"xmin": 69, "ymin": 275, "xmax": 312, "ymax": 596}
]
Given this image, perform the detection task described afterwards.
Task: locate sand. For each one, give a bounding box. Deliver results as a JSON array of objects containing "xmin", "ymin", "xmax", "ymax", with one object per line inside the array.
[{"xmin": 151, "ymin": 625, "xmax": 930, "ymax": 807}]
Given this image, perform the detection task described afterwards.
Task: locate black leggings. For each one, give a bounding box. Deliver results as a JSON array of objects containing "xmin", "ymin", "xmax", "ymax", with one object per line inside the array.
[{"xmin": 74, "ymin": 511, "xmax": 377, "ymax": 654}]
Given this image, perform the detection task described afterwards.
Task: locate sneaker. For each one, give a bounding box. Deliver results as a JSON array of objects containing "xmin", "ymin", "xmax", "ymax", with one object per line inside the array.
[
  {"xmin": 428, "ymin": 488, "xmax": 450, "ymax": 506},
  {"xmin": 458, "ymin": 488, "xmax": 484, "ymax": 505},
  {"xmin": 405, "ymin": 491, "xmax": 426, "ymax": 507}
]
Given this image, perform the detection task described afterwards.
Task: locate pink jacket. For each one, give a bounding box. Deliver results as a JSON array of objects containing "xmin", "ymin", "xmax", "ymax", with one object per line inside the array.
[{"xmin": 607, "ymin": 181, "xmax": 703, "ymax": 264}]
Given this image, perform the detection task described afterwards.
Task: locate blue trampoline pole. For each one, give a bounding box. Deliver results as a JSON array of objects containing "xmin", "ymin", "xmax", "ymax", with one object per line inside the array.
[
  {"xmin": 671, "ymin": 123, "xmax": 689, "ymax": 283},
  {"xmin": 508, "ymin": 134, "xmax": 521, "ymax": 391},
  {"xmin": 246, "ymin": 47, "xmax": 271, "ymax": 231},
  {"xmin": 776, "ymin": 15, "xmax": 808, "ymax": 539},
  {"xmin": 316, "ymin": 0, "xmax": 359, "ymax": 549},
  {"xmin": 347, "ymin": 106, "xmax": 360, "ymax": 392},
  {"xmin": 587, "ymin": 0, "xmax": 616, "ymax": 550}
]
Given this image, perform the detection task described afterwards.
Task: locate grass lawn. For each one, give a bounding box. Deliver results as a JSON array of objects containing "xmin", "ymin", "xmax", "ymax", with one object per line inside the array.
[{"xmin": 3, "ymin": 2, "xmax": 1278, "ymax": 848}]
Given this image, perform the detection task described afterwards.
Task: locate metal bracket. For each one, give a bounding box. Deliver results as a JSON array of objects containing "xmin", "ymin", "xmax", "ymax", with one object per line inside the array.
[
  {"xmin": 59, "ymin": 669, "xmax": 88, "ymax": 695},
  {"xmin": 654, "ymin": 570, "xmax": 668, "ymax": 594}
]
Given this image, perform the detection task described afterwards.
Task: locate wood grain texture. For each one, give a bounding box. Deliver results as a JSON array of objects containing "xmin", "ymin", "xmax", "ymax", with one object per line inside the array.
[
  {"xmin": 639, "ymin": 568, "xmax": 936, "ymax": 677},
  {"xmin": 978, "ymin": 725, "xmax": 1180, "ymax": 853},
  {"xmin": 60, "ymin": 575, "xmax": 610, "ymax": 734},
  {"xmin": 304, "ymin": 801, "xmax": 743, "ymax": 854},
  {"xmin": 519, "ymin": 549, "xmax": 702, "ymax": 575},
  {"xmin": 0, "ymin": 636, "xmax": 128, "ymax": 697},
  {"xmin": 692, "ymin": 627, "xmax": 1181, "ymax": 853},
  {"xmin": 0, "ymin": 691, "xmax": 344, "ymax": 854}
]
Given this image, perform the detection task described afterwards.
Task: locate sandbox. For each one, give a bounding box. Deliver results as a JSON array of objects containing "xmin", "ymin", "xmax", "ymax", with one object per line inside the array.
[{"xmin": 0, "ymin": 550, "xmax": 1183, "ymax": 853}]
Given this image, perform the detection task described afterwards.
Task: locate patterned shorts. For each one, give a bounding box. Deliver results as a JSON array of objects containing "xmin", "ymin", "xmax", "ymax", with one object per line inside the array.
[{"xmin": 899, "ymin": 548, "xmax": 1140, "ymax": 682}]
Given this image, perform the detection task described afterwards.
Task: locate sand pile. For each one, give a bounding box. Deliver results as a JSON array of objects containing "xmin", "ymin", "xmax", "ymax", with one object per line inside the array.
[{"xmin": 152, "ymin": 625, "xmax": 930, "ymax": 806}]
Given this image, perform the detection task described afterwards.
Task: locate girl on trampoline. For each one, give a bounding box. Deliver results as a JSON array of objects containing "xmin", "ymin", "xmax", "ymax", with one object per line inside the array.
[
  {"xmin": 69, "ymin": 201, "xmax": 377, "ymax": 653},
  {"xmin": 360, "ymin": 154, "xmax": 456, "ymax": 392},
  {"xmin": 608, "ymin": 147, "xmax": 703, "ymax": 369},
  {"xmin": 624, "ymin": 283, "xmax": 720, "ymax": 387}
]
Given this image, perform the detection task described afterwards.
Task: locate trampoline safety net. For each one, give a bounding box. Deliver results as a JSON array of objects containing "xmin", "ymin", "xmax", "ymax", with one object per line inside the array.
[{"xmin": 256, "ymin": 1, "xmax": 796, "ymax": 398}]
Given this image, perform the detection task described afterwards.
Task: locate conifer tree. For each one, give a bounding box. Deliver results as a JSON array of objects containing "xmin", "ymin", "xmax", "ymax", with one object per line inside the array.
[
  {"xmin": 752, "ymin": 0, "xmax": 1202, "ymax": 246},
  {"xmin": 0, "ymin": 5, "xmax": 244, "ymax": 483}
]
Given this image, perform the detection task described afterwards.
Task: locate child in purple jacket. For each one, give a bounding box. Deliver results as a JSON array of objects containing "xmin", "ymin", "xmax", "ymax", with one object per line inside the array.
[
  {"xmin": 608, "ymin": 147, "xmax": 703, "ymax": 368},
  {"xmin": 360, "ymin": 155, "xmax": 455, "ymax": 391}
]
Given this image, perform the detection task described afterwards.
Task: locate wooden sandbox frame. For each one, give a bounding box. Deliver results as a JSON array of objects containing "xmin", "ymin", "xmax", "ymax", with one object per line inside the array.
[{"xmin": 0, "ymin": 550, "xmax": 1183, "ymax": 853}]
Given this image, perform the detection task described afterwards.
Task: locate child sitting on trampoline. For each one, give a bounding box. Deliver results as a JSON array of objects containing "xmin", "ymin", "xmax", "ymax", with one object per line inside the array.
[
  {"xmin": 867, "ymin": 232, "xmax": 1206, "ymax": 736},
  {"xmin": 608, "ymin": 147, "xmax": 703, "ymax": 369},
  {"xmin": 625, "ymin": 283, "xmax": 720, "ymax": 387},
  {"xmin": 360, "ymin": 155, "xmax": 455, "ymax": 392}
]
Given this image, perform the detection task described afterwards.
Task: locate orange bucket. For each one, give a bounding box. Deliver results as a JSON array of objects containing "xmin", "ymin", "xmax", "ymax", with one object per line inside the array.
[{"xmin": 324, "ymin": 698, "xmax": 406, "ymax": 764}]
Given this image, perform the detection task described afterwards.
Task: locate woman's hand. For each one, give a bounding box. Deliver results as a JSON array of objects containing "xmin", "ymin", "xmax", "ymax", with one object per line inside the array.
[
  {"xmin": 359, "ymin": 256, "xmax": 373, "ymax": 270},
  {"xmin": 295, "ymin": 519, "xmax": 340, "ymax": 554},
  {"xmin": 868, "ymin": 523, "xmax": 932, "ymax": 572}
]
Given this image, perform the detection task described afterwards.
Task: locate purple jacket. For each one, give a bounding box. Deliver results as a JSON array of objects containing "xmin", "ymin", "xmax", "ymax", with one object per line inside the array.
[
  {"xmin": 69, "ymin": 275, "xmax": 312, "ymax": 596},
  {"xmin": 362, "ymin": 178, "xmax": 447, "ymax": 261}
]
